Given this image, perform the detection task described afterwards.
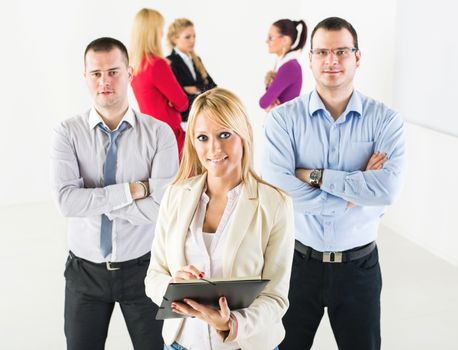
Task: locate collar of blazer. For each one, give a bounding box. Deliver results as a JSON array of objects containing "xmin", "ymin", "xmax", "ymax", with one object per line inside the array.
[{"xmin": 174, "ymin": 173, "xmax": 259, "ymax": 278}]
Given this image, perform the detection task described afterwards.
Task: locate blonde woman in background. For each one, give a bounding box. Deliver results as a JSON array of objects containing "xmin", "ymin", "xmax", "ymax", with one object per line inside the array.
[
  {"xmin": 167, "ymin": 18, "xmax": 217, "ymax": 125},
  {"xmin": 145, "ymin": 88, "xmax": 294, "ymax": 350},
  {"xmin": 130, "ymin": 8, "xmax": 188, "ymax": 155}
]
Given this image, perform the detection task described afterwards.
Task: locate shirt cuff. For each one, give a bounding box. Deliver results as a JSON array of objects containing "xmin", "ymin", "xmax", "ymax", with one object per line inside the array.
[
  {"xmin": 216, "ymin": 313, "xmax": 238, "ymax": 342},
  {"xmin": 106, "ymin": 183, "xmax": 133, "ymax": 212},
  {"xmin": 319, "ymin": 191, "xmax": 347, "ymax": 216},
  {"xmin": 321, "ymin": 169, "xmax": 346, "ymax": 195},
  {"xmin": 319, "ymin": 170, "xmax": 349, "ymax": 216},
  {"xmin": 323, "ymin": 168, "xmax": 368, "ymax": 198},
  {"xmin": 124, "ymin": 182, "xmax": 133, "ymax": 202}
]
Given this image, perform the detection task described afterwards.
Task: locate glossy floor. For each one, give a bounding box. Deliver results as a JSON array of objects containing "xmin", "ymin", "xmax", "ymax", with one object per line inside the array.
[{"xmin": 1, "ymin": 202, "xmax": 457, "ymax": 349}]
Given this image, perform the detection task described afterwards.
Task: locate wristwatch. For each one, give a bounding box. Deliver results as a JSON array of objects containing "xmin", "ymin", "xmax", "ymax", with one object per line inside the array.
[{"xmin": 309, "ymin": 169, "xmax": 323, "ymax": 188}]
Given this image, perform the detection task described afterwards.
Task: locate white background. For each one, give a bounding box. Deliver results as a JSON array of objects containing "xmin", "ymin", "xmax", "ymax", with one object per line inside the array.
[
  {"xmin": 0, "ymin": 1, "xmax": 457, "ymax": 349},
  {"xmin": 0, "ymin": 1, "xmax": 456, "ymax": 265},
  {"xmin": 0, "ymin": 0, "xmax": 396, "ymax": 205}
]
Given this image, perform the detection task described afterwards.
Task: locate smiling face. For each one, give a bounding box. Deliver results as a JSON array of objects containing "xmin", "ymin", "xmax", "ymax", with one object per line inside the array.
[
  {"xmin": 309, "ymin": 28, "xmax": 360, "ymax": 94},
  {"xmin": 193, "ymin": 113, "xmax": 243, "ymax": 182},
  {"xmin": 84, "ymin": 48, "xmax": 132, "ymax": 115},
  {"xmin": 174, "ymin": 25, "xmax": 196, "ymax": 54}
]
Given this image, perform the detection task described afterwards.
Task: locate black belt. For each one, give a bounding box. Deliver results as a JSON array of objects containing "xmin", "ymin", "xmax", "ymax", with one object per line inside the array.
[
  {"xmin": 294, "ymin": 241, "xmax": 376, "ymax": 263},
  {"xmin": 69, "ymin": 251, "xmax": 151, "ymax": 271}
]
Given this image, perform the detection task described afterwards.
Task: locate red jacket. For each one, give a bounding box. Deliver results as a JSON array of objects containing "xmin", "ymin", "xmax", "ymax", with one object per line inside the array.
[{"xmin": 131, "ymin": 55, "xmax": 188, "ymax": 153}]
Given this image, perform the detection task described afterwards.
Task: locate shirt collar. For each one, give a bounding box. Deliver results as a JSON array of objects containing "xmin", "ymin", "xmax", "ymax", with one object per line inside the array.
[
  {"xmin": 201, "ymin": 182, "xmax": 243, "ymax": 203},
  {"xmin": 309, "ymin": 89, "xmax": 363, "ymax": 120},
  {"xmin": 89, "ymin": 107, "xmax": 135, "ymax": 130},
  {"xmin": 175, "ymin": 48, "xmax": 193, "ymax": 63},
  {"xmin": 275, "ymin": 51, "xmax": 298, "ymax": 71}
]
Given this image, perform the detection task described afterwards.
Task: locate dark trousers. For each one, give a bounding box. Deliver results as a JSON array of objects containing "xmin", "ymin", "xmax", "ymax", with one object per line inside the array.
[
  {"xmin": 281, "ymin": 246, "xmax": 382, "ymax": 350},
  {"xmin": 64, "ymin": 252, "xmax": 163, "ymax": 350},
  {"xmin": 164, "ymin": 343, "xmax": 280, "ymax": 350}
]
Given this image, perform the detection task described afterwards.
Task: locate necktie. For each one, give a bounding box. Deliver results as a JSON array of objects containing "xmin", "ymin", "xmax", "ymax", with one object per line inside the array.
[{"xmin": 98, "ymin": 121, "xmax": 127, "ymax": 257}]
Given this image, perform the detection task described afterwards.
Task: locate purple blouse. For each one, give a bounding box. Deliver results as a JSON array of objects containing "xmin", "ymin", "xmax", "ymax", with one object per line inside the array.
[{"xmin": 259, "ymin": 59, "xmax": 302, "ymax": 109}]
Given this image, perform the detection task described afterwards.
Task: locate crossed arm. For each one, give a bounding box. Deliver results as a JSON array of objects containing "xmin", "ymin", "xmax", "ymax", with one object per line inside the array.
[
  {"xmin": 261, "ymin": 109, "xmax": 406, "ymax": 216},
  {"xmin": 296, "ymin": 151, "xmax": 387, "ymax": 208},
  {"xmin": 50, "ymin": 122, "xmax": 178, "ymax": 224}
]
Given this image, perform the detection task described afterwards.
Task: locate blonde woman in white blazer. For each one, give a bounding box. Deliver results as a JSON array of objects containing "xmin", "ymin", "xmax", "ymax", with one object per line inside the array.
[{"xmin": 145, "ymin": 88, "xmax": 295, "ymax": 350}]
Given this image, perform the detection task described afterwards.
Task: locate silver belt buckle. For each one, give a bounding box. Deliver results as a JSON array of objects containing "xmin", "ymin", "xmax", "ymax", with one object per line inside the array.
[
  {"xmin": 106, "ymin": 261, "xmax": 120, "ymax": 271},
  {"xmin": 323, "ymin": 251, "xmax": 343, "ymax": 263}
]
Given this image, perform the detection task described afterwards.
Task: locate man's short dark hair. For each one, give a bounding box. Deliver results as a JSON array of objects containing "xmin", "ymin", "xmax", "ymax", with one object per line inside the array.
[
  {"xmin": 84, "ymin": 37, "xmax": 129, "ymax": 66},
  {"xmin": 310, "ymin": 17, "xmax": 359, "ymax": 50}
]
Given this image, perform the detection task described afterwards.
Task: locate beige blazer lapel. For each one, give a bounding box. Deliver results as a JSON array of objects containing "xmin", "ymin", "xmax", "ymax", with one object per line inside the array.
[
  {"xmin": 170, "ymin": 174, "xmax": 208, "ymax": 270},
  {"xmin": 222, "ymin": 175, "xmax": 259, "ymax": 278}
]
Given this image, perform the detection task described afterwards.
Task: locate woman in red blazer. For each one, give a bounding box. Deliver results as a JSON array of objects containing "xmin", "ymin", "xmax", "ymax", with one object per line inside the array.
[{"xmin": 130, "ymin": 8, "xmax": 188, "ymax": 155}]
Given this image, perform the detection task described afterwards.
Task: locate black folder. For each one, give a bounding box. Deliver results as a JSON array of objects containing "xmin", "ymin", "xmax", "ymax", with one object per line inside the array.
[{"xmin": 156, "ymin": 278, "xmax": 270, "ymax": 320}]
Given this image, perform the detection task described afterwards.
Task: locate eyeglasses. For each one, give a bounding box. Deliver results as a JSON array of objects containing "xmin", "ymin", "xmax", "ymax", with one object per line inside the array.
[
  {"xmin": 310, "ymin": 47, "xmax": 357, "ymax": 59},
  {"xmin": 267, "ymin": 34, "xmax": 283, "ymax": 42}
]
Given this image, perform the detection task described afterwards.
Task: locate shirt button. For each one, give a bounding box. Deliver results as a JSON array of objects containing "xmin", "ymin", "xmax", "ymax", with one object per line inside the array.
[
  {"xmin": 325, "ymin": 221, "xmax": 331, "ymax": 226},
  {"xmin": 330, "ymin": 184, "xmax": 335, "ymax": 190}
]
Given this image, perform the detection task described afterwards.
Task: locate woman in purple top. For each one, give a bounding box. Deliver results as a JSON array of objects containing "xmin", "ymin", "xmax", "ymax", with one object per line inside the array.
[{"xmin": 259, "ymin": 19, "xmax": 307, "ymax": 111}]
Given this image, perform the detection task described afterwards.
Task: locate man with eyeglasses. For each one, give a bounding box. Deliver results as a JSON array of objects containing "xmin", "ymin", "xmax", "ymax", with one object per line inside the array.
[{"xmin": 262, "ymin": 17, "xmax": 406, "ymax": 350}]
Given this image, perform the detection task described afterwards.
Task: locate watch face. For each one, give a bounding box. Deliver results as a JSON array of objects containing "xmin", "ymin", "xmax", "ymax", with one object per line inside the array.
[
  {"xmin": 310, "ymin": 170, "xmax": 321, "ymax": 181},
  {"xmin": 310, "ymin": 169, "xmax": 322, "ymax": 186}
]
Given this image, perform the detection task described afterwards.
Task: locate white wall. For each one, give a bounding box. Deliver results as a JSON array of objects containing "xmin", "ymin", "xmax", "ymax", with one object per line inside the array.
[
  {"xmin": 383, "ymin": 123, "xmax": 458, "ymax": 265},
  {"xmin": 0, "ymin": 0, "xmax": 302, "ymax": 206},
  {"xmin": 4, "ymin": 0, "xmax": 455, "ymax": 268},
  {"xmin": 393, "ymin": 0, "xmax": 458, "ymax": 137},
  {"xmin": 382, "ymin": 0, "xmax": 458, "ymax": 266},
  {"xmin": 0, "ymin": 0, "xmax": 397, "ymax": 206}
]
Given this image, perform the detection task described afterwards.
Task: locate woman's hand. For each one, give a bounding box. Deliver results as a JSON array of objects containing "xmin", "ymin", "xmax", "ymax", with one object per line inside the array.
[
  {"xmin": 264, "ymin": 99, "xmax": 281, "ymax": 112},
  {"xmin": 264, "ymin": 70, "xmax": 276, "ymax": 87},
  {"xmin": 183, "ymin": 86, "xmax": 201, "ymax": 95},
  {"xmin": 173, "ymin": 264, "xmax": 205, "ymax": 282},
  {"xmin": 172, "ymin": 296, "xmax": 231, "ymax": 331}
]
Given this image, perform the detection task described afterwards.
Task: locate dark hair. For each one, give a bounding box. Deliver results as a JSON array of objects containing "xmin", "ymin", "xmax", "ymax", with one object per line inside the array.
[
  {"xmin": 84, "ymin": 37, "xmax": 129, "ymax": 66},
  {"xmin": 273, "ymin": 19, "xmax": 307, "ymax": 53},
  {"xmin": 310, "ymin": 17, "xmax": 358, "ymax": 50}
]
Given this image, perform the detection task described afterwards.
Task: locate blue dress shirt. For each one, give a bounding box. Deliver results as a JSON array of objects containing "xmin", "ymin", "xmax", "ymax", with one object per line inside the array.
[{"xmin": 261, "ymin": 89, "xmax": 406, "ymax": 252}]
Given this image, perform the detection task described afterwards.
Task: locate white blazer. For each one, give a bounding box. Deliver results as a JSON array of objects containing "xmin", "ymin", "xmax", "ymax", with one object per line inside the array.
[{"xmin": 145, "ymin": 173, "xmax": 295, "ymax": 350}]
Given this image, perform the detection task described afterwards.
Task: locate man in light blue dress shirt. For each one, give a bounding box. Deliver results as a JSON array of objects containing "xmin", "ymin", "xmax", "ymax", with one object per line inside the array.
[
  {"xmin": 50, "ymin": 37, "xmax": 178, "ymax": 349},
  {"xmin": 262, "ymin": 17, "xmax": 406, "ymax": 350}
]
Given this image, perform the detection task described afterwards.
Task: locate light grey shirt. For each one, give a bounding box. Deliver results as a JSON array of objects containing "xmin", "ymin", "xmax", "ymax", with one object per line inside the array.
[{"xmin": 50, "ymin": 107, "xmax": 179, "ymax": 262}]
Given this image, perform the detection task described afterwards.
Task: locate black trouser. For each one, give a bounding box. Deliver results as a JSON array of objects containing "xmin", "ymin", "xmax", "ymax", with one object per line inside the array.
[
  {"xmin": 64, "ymin": 252, "xmax": 163, "ymax": 350},
  {"xmin": 281, "ymin": 245, "xmax": 382, "ymax": 350}
]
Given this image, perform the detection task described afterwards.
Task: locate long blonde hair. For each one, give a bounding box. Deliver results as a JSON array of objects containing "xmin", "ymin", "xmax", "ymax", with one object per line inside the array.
[
  {"xmin": 130, "ymin": 8, "xmax": 164, "ymax": 74},
  {"xmin": 167, "ymin": 18, "xmax": 208, "ymax": 80},
  {"xmin": 174, "ymin": 88, "xmax": 272, "ymax": 189}
]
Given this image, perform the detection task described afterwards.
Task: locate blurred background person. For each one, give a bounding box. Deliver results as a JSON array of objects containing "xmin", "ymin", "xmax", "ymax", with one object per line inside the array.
[
  {"xmin": 259, "ymin": 19, "xmax": 307, "ymax": 112},
  {"xmin": 167, "ymin": 18, "xmax": 217, "ymax": 127},
  {"xmin": 130, "ymin": 8, "xmax": 188, "ymax": 155}
]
